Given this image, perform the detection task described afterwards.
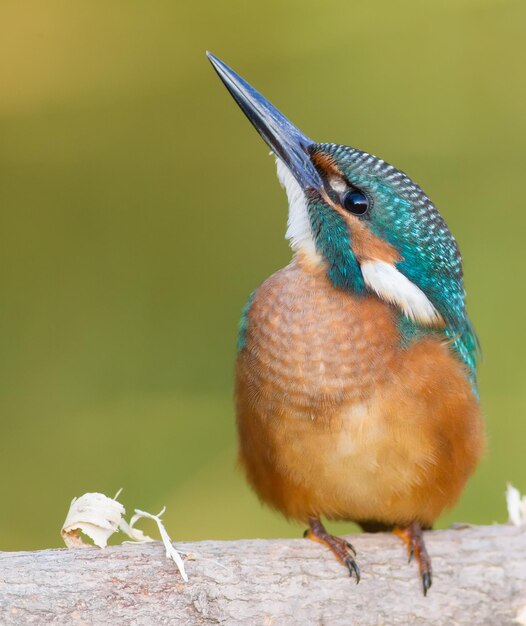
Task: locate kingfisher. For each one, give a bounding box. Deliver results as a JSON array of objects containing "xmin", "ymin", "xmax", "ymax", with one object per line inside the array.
[{"xmin": 207, "ymin": 52, "xmax": 484, "ymax": 595}]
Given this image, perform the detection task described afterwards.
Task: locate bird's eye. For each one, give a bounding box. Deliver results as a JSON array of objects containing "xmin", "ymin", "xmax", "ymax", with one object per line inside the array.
[{"xmin": 341, "ymin": 190, "xmax": 369, "ymax": 216}]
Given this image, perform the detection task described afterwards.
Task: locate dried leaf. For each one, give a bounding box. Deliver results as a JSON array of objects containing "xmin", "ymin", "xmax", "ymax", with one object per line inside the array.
[
  {"xmin": 506, "ymin": 484, "xmax": 526, "ymax": 526},
  {"xmin": 129, "ymin": 507, "xmax": 188, "ymax": 582},
  {"xmin": 61, "ymin": 492, "xmax": 125, "ymax": 548},
  {"xmin": 61, "ymin": 491, "xmax": 189, "ymax": 581}
]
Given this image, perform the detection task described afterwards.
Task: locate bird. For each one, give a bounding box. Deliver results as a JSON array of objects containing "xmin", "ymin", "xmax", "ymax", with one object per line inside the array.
[{"xmin": 207, "ymin": 52, "xmax": 484, "ymax": 595}]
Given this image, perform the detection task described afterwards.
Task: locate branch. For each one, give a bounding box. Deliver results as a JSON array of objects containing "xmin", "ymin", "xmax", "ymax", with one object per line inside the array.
[{"xmin": 1, "ymin": 525, "xmax": 525, "ymax": 625}]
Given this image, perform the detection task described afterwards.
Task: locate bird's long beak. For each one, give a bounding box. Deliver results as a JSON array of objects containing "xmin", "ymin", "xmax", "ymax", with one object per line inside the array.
[{"xmin": 207, "ymin": 52, "xmax": 324, "ymax": 192}]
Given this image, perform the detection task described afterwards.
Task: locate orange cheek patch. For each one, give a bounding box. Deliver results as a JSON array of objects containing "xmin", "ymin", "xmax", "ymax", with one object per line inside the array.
[
  {"xmin": 340, "ymin": 209, "xmax": 400, "ymax": 265},
  {"xmin": 349, "ymin": 217, "xmax": 400, "ymax": 264}
]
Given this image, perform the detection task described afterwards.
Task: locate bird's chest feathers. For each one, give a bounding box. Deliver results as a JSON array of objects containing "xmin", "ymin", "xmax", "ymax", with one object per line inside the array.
[
  {"xmin": 237, "ymin": 256, "xmax": 482, "ymax": 524},
  {"xmin": 242, "ymin": 256, "xmax": 400, "ymax": 416}
]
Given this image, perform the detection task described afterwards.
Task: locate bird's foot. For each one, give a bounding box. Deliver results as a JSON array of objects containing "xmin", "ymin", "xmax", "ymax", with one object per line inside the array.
[
  {"xmin": 393, "ymin": 521, "xmax": 432, "ymax": 596},
  {"xmin": 304, "ymin": 517, "xmax": 360, "ymax": 582}
]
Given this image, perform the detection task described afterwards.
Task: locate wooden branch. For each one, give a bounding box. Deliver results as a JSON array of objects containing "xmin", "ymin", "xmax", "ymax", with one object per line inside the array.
[{"xmin": 1, "ymin": 525, "xmax": 525, "ymax": 625}]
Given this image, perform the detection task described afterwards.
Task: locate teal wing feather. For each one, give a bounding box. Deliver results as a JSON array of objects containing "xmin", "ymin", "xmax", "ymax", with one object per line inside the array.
[{"xmin": 237, "ymin": 291, "xmax": 255, "ymax": 351}]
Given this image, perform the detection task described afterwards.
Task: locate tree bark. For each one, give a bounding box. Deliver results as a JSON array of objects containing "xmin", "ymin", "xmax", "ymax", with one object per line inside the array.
[{"xmin": 1, "ymin": 524, "xmax": 525, "ymax": 625}]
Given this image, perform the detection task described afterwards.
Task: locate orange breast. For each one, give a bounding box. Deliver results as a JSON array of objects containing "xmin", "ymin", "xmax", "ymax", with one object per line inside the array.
[{"xmin": 235, "ymin": 255, "xmax": 484, "ymax": 527}]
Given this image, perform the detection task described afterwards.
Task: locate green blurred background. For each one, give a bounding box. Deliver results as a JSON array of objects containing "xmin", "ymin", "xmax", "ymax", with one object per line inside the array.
[{"xmin": 0, "ymin": 0, "xmax": 525, "ymax": 551}]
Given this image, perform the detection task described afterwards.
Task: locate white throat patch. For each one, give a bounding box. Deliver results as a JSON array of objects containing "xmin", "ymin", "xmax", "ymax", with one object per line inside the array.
[
  {"xmin": 275, "ymin": 157, "xmax": 319, "ymax": 258},
  {"xmin": 361, "ymin": 260, "xmax": 443, "ymax": 326}
]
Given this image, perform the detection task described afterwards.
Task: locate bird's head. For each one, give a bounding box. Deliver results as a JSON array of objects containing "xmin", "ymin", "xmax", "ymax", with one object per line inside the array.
[{"xmin": 208, "ymin": 53, "xmax": 477, "ymax": 376}]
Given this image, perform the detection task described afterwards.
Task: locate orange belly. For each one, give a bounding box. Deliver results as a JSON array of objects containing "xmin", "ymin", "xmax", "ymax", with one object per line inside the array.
[{"xmin": 235, "ymin": 256, "xmax": 484, "ymax": 527}]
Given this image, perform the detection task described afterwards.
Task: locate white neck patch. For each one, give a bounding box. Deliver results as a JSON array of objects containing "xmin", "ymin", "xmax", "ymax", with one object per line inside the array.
[
  {"xmin": 275, "ymin": 158, "xmax": 319, "ymax": 258},
  {"xmin": 360, "ymin": 259, "xmax": 443, "ymax": 326}
]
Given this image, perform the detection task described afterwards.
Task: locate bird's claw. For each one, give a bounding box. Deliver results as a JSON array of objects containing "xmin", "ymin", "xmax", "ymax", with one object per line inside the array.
[
  {"xmin": 394, "ymin": 522, "xmax": 433, "ymax": 596},
  {"xmin": 345, "ymin": 556, "xmax": 361, "ymax": 583},
  {"xmin": 422, "ymin": 571, "xmax": 432, "ymax": 596},
  {"xmin": 305, "ymin": 518, "xmax": 360, "ymax": 585}
]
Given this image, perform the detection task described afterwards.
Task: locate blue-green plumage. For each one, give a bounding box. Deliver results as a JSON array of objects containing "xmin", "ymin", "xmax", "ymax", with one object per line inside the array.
[
  {"xmin": 237, "ymin": 291, "xmax": 255, "ymax": 351},
  {"xmin": 307, "ymin": 195, "xmax": 366, "ymax": 294}
]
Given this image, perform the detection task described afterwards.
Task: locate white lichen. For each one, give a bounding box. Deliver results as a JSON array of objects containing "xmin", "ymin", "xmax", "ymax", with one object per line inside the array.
[
  {"xmin": 506, "ymin": 483, "xmax": 526, "ymax": 526},
  {"xmin": 61, "ymin": 491, "xmax": 125, "ymax": 549},
  {"xmin": 61, "ymin": 490, "xmax": 188, "ymax": 581},
  {"xmin": 125, "ymin": 507, "xmax": 188, "ymax": 581}
]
